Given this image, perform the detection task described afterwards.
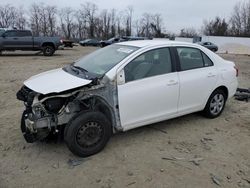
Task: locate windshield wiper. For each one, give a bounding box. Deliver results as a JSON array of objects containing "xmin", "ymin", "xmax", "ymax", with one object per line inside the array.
[{"xmin": 71, "ymin": 64, "xmax": 88, "ymax": 74}]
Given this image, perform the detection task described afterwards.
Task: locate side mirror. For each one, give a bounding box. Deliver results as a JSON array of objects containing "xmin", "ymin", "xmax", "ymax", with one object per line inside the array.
[{"xmin": 117, "ymin": 69, "xmax": 125, "ymax": 85}]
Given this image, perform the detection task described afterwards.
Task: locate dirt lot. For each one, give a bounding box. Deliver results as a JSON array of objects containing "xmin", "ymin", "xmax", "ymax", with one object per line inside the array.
[{"xmin": 0, "ymin": 46, "xmax": 249, "ymax": 188}]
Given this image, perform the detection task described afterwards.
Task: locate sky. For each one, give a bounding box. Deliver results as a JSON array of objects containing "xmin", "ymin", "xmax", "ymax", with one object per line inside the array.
[{"xmin": 1, "ymin": 0, "xmax": 240, "ymax": 33}]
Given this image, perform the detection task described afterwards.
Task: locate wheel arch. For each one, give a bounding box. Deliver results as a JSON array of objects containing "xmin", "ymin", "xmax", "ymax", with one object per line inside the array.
[
  {"xmin": 80, "ymin": 95, "xmax": 117, "ymax": 132},
  {"xmin": 213, "ymin": 85, "xmax": 229, "ymax": 100},
  {"xmin": 42, "ymin": 42, "xmax": 55, "ymax": 49}
]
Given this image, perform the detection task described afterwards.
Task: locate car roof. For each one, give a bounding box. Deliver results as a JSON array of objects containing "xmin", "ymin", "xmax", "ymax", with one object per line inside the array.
[{"xmin": 117, "ymin": 40, "xmax": 199, "ymax": 48}]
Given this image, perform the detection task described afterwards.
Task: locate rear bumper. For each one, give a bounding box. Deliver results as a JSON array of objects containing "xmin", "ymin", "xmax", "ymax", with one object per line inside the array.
[{"xmin": 228, "ymin": 80, "xmax": 238, "ymax": 98}]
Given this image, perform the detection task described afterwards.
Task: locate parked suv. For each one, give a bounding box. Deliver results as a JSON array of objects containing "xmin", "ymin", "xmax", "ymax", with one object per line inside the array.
[
  {"xmin": 0, "ymin": 29, "xmax": 62, "ymax": 56},
  {"xmin": 17, "ymin": 40, "xmax": 238, "ymax": 157}
]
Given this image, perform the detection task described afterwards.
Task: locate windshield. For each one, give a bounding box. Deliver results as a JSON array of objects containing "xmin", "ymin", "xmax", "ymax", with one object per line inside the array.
[{"xmin": 74, "ymin": 44, "xmax": 139, "ymax": 75}]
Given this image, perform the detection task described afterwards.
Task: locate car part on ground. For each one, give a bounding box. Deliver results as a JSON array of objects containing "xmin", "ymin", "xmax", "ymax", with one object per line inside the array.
[
  {"xmin": 16, "ymin": 40, "xmax": 238, "ymax": 157},
  {"xmin": 235, "ymin": 88, "xmax": 250, "ymax": 102}
]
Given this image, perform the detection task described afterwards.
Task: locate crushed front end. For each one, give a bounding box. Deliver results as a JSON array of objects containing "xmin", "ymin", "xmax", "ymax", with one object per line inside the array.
[{"xmin": 16, "ymin": 85, "xmax": 79, "ymax": 143}]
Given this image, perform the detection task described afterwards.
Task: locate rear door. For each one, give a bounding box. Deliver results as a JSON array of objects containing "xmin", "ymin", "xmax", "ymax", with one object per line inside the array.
[
  {"xmin": 15, "ymin": 31, "xmax": 33, "ymax": 50},
  {"xmin": 117, "ymin": 47, "xmax": 179, "ymax": 130},
  {"xmin": 176, "ymin": 47, "xmax": 218, "ymax": 114}
]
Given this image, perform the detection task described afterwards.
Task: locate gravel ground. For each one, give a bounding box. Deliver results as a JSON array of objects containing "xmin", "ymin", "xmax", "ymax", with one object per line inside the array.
[{"xmin": 0, "ymin": 47, "xmax": 249, "ymax": 188}]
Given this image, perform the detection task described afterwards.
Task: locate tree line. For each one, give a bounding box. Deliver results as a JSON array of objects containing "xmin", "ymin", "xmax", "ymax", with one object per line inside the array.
[
  {"xmin": 0, "ymin": 2, "xmax": 165, "ymax": 40},
  {"xmin": 1, "ymin": 1, "xmax": 250, "ymax": 39},
  {"xmin": 202, "ymin": 0, "xmax": 250, "ymax": 37}
]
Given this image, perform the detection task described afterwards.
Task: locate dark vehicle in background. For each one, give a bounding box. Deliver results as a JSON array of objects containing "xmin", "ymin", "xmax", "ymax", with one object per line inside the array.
[
  {"xmin": 0, "ymin": 29, "xmax": 62, "ymax": 56},
  {"xmin": 198, "ymin": 41, "xmax": 218, "ymax": 52},
  {"xmin": 79, "ymin": 39, "xmax": 100, "ymax": 46},
  {"xmin": 100, "ymin": 36, "xmax": 149, "ymax": 47}
]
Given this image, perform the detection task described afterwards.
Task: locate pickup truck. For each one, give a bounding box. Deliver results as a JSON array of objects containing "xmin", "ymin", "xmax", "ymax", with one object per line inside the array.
[{"xmin": 0, "ymin": 29, "xmax": 62, "ymax": 56}]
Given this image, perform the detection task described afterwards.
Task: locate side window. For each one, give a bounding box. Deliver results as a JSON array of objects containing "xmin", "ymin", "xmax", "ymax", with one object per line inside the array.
[
  {"xmin": 17, "ymin": 31, "xmax": 32, "ymax": 37},
  {"xmin": 202, "ymin": 52, "xmax": 213, "ymax": 67},
  {"xmin": 177, "ymin": 47, "xmax": 204, "ymax": 71},
  {"xmin": 124, "ymin": 48, "xmax": 172, "ymax": 83},
  {"xmin": 4, "ymin": 31, "xmax": 17, "ymax": 37}
]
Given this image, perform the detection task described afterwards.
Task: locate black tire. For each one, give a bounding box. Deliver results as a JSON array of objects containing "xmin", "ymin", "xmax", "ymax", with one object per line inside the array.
[
  {"xmin": 0, "ymin": 50, "xmax": 2, "ymax": 55},
  {"xmin": 203, "ymin": 89, "xmax": 227, "ymax": 118},
  {"xmin": 64, "ymin": 111, "xmax": 112, "ymax": 157},
  {"xmin": 43, "ymin": 45, "xmax": 55, "ymax": 56}
]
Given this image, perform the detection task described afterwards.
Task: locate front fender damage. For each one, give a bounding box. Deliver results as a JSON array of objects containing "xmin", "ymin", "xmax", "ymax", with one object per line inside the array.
[{"xmin": 17, "ymin": 79, "xmax": 122, "ymax": 143}]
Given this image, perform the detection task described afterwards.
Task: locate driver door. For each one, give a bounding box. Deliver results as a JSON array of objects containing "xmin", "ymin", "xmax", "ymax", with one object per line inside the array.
[{"xmin": 117, "ymin": 47, "xmax": 179, "ymax": 130}]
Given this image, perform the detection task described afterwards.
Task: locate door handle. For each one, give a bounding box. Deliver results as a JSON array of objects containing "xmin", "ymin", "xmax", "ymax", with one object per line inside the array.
[
  {"xmin": 167, "ymin": 80, "xmax": 178, "ymax": 86},
  {"xmin": 207, "ymin": 73, "xmax": 216, "ymax": 78}
]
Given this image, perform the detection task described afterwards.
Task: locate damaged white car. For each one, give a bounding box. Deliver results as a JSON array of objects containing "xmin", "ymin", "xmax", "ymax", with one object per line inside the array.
[{"xmin": 17, "ymin": 40, "xmax": 238, "ymax": 157}]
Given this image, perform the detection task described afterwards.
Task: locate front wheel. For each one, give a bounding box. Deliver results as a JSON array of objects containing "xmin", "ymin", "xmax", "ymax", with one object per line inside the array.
[
  {"xmin": 64, "ymin": 111, "xmax": 112, "ymax": 157},
  {"xmin": 43, "ymin": 46, "xmax": 55, "ymax": 56},
  {"xmin": 203, "ymin": 89, "xmax": 226, "ymax": 118}
]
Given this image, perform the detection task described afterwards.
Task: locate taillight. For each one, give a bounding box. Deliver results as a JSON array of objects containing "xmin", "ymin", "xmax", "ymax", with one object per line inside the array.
[{"xmin": 234, "ymin": 66, "xmax": 239, "ymax": 77}]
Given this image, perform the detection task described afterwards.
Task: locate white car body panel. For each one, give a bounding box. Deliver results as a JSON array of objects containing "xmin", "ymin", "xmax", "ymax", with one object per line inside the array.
[
  {"xmin": 24, "ymin": 68, "xmax": 92, "ymax": 95},
  {"xmin": 177, "ymin": 66, "xmax": 218, "ymax": 114},
  {"xmin": 113, "ymin": 41, "xmax": 238, "ymax": 131},
  {"xmin": 118, "ymin": 72, "xmax": 179, "ymax": 130}
]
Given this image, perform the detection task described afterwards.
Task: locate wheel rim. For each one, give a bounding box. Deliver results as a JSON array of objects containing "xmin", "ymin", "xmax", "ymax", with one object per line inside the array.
[
  {"xmin": 45, "ymin": 48, "xmax": 51, "ymax": 54},
  {"xmin": 209, "ymin": 94, "xmax": 224, "ymax": 116},
  {"xmin": 76, "ymin": 121, "xmax": 103, "ymax": 148}
]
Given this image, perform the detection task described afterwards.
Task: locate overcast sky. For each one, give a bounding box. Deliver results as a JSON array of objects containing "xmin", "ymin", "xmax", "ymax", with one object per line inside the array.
[{"xmin": 2, "ymin": 0, "xmax": 240, "ymax": 33}]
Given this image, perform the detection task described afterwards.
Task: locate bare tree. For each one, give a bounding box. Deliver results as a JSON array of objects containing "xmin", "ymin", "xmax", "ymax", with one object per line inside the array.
[
  {"xmin": 229, "ymin": 0, "xmax": 250, "ymax": 36},
  {"xmin": 202, "ymin": 16, "xmax": 228, "ymax": 36},
  {"xmin": 14, "ymin": 7, "xmax": 27, "ymax": 30},
  {"xmin": 82, "ymin": 2, "xmax": 98, "ymax": 38},
  {"xmin": 30, "ymin": 3, "xmax": 42, "ymax": 36},
  {"xmin": 0, "ymin": 4, "xmax": 17, "ymax": 28},
  {"xmin": 151, "ymin": 14, "xmax": 164, "ymax": 37},
  {"xmin": 46, "ymin": 5, "xmax": 57, "ymax": 36},
  {"xmin": 125, "ymin": 6, "xmax": 133, "ymax": 36},
  {"xmin": 179, "ymin": 28, "xmax": 198, "ymax": 37},
  {"xmin": 59, "ymin": 7, "xmax": 75, "ymax": 39}
]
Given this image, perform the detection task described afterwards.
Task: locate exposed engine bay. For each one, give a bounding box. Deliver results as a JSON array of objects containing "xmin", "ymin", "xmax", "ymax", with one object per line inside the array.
[{"xmin": 16, "ymin": 81, "xmax": 121, "ymax": 143}]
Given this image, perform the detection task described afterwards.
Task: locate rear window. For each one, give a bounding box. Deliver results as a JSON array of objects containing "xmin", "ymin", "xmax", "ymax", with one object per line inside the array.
[{"xmin": 177, "ymin": 47, "xmax": 214, "ymax": 71}]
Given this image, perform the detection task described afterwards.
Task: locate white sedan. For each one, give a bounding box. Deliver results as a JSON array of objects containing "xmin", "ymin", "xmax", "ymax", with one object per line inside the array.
[{"xmin": 17, "ymin": 40, "xmax": 238, "ymax": 157}]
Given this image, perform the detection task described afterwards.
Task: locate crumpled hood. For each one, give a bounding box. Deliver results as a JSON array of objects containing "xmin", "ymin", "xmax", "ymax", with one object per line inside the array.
[{"xmin": 24, "ymin": 68, "xmax": 92, "ymax": 95}]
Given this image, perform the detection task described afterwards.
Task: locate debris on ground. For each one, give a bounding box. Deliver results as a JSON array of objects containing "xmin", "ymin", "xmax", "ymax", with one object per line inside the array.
[
  {"xmin": 127, "ymin": 171, "xmax": 134, "ymax": 176},
  {"xmin": 67, "ymin": 159, "xmax": 83, "ymax": 168},
  {"xmin": 127, "ymin": 181, "xmax": 136, "ymax": 186},
  {"xmin": 189, "ymin": 157, "xmax": 204, "ymax": 166},
  {"xmin": 210, "ymin": 174, "xmax": 222, "ymax": 186},
  {"xmin": 161, "ymin": 156, "xmax": 185, "ymax": 161},
  {"xmin": 162, "ymin": 156, "xmax": 204, "ymax": 166},
  {"xmin": 52, "ymin": 162, "xmax": 59, "ymax": 169},
  {"xmin": 20, "ymin": 165, "xmax": 28, "ymax": 170},
  {"xmin": 234, "ymin": 88, "xmax": 250, "ymax": 102},
  {"xmin": 200, "ymin": 138, "xmax": 214, "ymax": 150}
]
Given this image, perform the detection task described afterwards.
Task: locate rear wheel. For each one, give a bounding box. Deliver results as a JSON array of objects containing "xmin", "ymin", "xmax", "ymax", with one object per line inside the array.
[
  {"xmin": 203, "ymin": 89, "xmax": 226, "ymax": 118},
  {"xmin": 43, "ymin": 45, "xmax": 55, "ymax": 56},
  {"xmin": 64, "ymin": 111, "xmax": 112, "ymax": 157}
]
